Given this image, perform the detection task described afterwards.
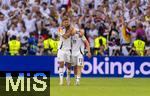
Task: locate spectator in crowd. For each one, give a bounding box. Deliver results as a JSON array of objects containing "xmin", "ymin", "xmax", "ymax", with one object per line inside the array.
[
  {"xmin": 49, "ymin": 19, "xmax": 58, "ymax": 39},
  {"xmin": 23, "ymin": 12, "xmax": 37, "ymax": 33},
  {"xmin": 36, "ymin": 36, "xmax": 44, "ymax": 56},
  {"xmin": 28, "ymin": 32, "xmax": 38, "ymax": 55},
  {"xmin": 43, "ymin": 34, "xmax": 53, "ymax": 55},
  {"xmin": 40, "ymin": 2, "xmax": 51, "ymax": 18},
  {"xmin": 7, "ymin": 23, "xmax": 19, "ymax": 41},
  {"xmin": 129, "ymin": 26, "xmax": 137, "ymax": 45},
  {"xmin": 8, "ymin": 35, "xmax": 21, "ymax": 56},
  {"xmin": 87, "ymin": 23, "xmax": 98, "ymax": 55},
  {"xmin": 19, "ymin": 25, "xmax": 29, "ymax": 55},
  {"xmin": 129, "ymin": 35, "xmax": 146, "ymax": 56},
  {"xmin": 0, "ymin": 44, "xmax": 9, "ymax": 55},
  {"xmin": 0, "ymin": 0, "xmax": 149, "ymax": 56},
  {"xmin": 145, "ymin": 21, "xmax": 150, "ymax": 45},
  {"xmin": 94, "ymin": 32, "xmax": 107, "ymax": 56},
  {"xmin": 0, "ymin": 12, "xmax": 8, "ymax": 47},
  {"xmin": 50, "ymin": 34, "xmax": 59, "ymax": 55},
  {"xmin": 136, "ymin": 23, "xmax": 146, "ymax": 41}
]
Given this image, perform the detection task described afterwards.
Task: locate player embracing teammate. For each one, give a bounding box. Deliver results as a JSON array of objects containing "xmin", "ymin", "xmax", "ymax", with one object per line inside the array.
[
  {"xmin": 71, "ymin": 28, "xmax": 91, "ymax": 85},
  {"xmin": 57, "ymin": 16, "xmax": 91, "ymax": 86}
]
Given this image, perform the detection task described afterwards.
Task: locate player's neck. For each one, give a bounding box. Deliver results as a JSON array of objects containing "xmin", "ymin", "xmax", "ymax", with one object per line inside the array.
[{"xmin": 66, "ymin": 25, "xmax": 70, "ymax": 30}]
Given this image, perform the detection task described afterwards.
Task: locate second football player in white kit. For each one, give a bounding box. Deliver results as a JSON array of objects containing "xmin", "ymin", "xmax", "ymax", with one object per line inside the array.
[{"xmin": 71, "ymin": 28, "xmax": 91, "ymax": 85}]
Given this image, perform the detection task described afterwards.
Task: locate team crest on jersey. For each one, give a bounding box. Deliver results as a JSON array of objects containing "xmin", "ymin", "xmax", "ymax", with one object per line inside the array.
[{"xmin": 58, "ymin": 27, "xmax": 66, "ymax": 35}]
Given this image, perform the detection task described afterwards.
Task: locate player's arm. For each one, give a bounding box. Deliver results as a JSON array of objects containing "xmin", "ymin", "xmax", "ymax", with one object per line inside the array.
[
  {"xmin": 63, "ymin": 27, "xmax": 75, "ymax": 39},
  {"xmin": 62, "ymin": 31, "xmax": 71, "ymax": 39},
  {"xmin": 82, "ymin": 35, "xmax": 92, "ymax": 58},
  {"xmin": 78, "ymin": 29, "xmax": 84, "ymax": 37},
  {"xmin": 58, "ymin": 27, "xmax": 72, "ymax": 39}
]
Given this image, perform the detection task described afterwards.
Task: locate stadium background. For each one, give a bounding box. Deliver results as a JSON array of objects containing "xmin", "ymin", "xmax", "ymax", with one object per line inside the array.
[{"xmin": 0, "ymin": 0, "xmax": 150, "ymax": 56}]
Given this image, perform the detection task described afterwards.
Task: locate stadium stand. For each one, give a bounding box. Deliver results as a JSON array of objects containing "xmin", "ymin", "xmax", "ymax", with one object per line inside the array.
[{"xmin": 0, "ymin": 0, "xmax": 149, "ymax": 56}]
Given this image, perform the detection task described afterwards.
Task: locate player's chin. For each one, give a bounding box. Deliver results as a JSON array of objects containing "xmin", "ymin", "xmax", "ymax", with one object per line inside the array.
[{"xmin": 66, "ymin": 24, "xmax": 70, "ymax": 27}]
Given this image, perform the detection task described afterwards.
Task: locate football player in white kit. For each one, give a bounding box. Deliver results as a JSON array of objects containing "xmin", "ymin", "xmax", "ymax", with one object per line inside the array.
[
  {"xmin": 57, "ymin": 16, "xmax": 74, "ymax": 85},
  {"xmin": 71, "ymin": 28, "xmax": 91, "ymax": 85}
]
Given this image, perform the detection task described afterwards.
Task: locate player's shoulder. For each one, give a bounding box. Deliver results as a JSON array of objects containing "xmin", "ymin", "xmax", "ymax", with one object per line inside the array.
[{"xmin": 73, "ymin": 27, "xmax": 79, "ymax": 32}]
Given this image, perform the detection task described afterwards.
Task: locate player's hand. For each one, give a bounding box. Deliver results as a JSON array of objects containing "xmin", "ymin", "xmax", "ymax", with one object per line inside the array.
[
  {"xmin": 87, "ymin": 52, "xmax": 92, "ymax": 58},
  {"xmin": 70, "ymin": 28, "xmax": 76, "ymax": 36}
]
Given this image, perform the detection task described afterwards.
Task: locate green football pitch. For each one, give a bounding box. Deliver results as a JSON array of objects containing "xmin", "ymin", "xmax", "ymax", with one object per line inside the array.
[{"xmin": 50, "ymin": 78, "xmax": 150, "ymax": 96}]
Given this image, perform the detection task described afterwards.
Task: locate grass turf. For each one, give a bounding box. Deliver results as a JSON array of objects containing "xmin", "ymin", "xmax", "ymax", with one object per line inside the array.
[{"xmin": 50, "ymin": 78, "xmax": 150, "ymax": 96}]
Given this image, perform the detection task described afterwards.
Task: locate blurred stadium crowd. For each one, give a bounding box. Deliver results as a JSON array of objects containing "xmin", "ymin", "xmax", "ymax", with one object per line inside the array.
[{"xmin": 0, "ymin": 0, "xmax": 150, "ymax": 56}]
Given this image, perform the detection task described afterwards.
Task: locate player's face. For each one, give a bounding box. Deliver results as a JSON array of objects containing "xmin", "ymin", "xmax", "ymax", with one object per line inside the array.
[{"xmin": 63, "ymin": 19, "xmax": 70, "ymax": 28}]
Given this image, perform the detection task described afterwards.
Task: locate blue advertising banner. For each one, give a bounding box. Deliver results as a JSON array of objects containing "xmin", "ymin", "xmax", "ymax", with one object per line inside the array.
[{"xmin": 0, "ymin": 56, "xmax": 149, "ymax": 78}]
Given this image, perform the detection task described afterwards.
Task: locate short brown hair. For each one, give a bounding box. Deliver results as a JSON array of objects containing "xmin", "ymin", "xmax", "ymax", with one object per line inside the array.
[{"xmin": 62, "ymin": 16, "xmax": 69, "ymax": 21}]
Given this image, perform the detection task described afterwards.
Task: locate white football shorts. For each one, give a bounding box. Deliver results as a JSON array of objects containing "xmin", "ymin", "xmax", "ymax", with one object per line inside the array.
[
  {"xmin": 71, "ymin": 52, "xmax": 84, "ymax": 66},
  {"xmin": 57, "ymin": 49, "xmax": 71, "ymax": 63}
]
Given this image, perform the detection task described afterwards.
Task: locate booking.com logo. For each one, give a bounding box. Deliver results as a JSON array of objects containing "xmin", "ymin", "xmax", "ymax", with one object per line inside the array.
[{"xmin": 54, "ymin": 57, "xmax": 150, "ymax": 78}]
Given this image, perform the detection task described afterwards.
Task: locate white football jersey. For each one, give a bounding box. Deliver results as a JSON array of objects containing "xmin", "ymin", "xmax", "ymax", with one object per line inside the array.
[
  {"xmin": 57, "ymin": 27, "xmax": 71, "ymax": 51},
  {"xmin": 71, "ymin": 32, "xmax": 85, "ymax": 55}
]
